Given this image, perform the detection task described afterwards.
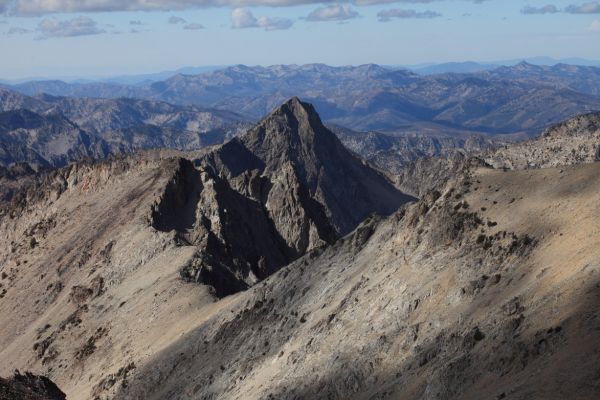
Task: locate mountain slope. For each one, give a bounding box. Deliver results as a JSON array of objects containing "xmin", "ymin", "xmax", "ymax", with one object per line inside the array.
[
  {"xmin": 0, "ymin": 88, "xmax": 249, "ymax": 167},
  {"xmin": 331, "ymin": 125, "xmax": 498, "ymax": 175},
  {"xmin": 0, "ymin": 109, "xmax": 108, "ymax": 167},
  {"xmin": 116, "ymin": 159, "xmax": 600, "ymax": 400}
]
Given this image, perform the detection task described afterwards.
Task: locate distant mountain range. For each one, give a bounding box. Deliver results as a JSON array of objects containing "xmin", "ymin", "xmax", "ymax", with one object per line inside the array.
[
  {"xmin": 412, "ymin": 62, "xmax": 500, "ymax": 75},
  {"xmin": 3, "ymin": 62, "xmax": 600, "ymax": 137},
  {"xmin": 0, "ymin": 88, "xmax": 249, "ymax": 167},
  {"xmin": 3, "ymin": 57, "xmax": 598, "ymax": 84},
  {"xmin": 406, "ymin": 57, "xmax": 600, "ymax": 74}
]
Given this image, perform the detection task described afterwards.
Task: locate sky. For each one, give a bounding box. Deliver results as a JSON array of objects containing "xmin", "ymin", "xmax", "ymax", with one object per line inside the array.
[{"xmin": 0, "ymin": 0, "xmax": 600, "ymax": 80}]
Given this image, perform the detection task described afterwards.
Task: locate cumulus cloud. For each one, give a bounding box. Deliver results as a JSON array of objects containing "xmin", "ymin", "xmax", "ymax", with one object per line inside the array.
[
  {"xmin": 306, "ymin": 4, "xmax": 359, "ymax": 21},
  {"xmin": 36, "ymin": 16, "xmax": 105, "ymax": 38},
  {"xmin": 354, "ymin": 0, "xmax": 431, "ymax": 4},
  {"xmin": 231, "ymin": 8, "xmax": 293, "ymax": 30},
  {"xmin": 184, "ymin": 22, "xmax": 205, "ymax": 29},
  {"xmin": 521, "ymin": 5, "xmax": 559, "ymax": 14},
  {"xmin": 169, "ymin": 15, "xmax": 186, "ymax": 24},
  {"xmin": 377, "ymin": 8, "xmax": 442, "ymax": 21},
  {"xmin": 565, "ymin": 1, "xmax": 600, "ymax": 13},
  {"xmin": 2, "ymin": 0, "xmax": 320, "ymax": 16},
  {"xmin": 355, "ymin": 0, "xmax": 487, "ymax": 4},
  {"xmin": 0, "ymin": 0, "xmax": 497, "ymax": 15}
]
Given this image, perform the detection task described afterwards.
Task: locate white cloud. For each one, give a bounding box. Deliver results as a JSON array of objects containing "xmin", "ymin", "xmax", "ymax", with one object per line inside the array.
[
  {"xmin": 354, "ymin": 0, "xmax": 431, "ymax": 4},
  {"xmin": 0, "ymin": 0, "xmax": 495, "ymax": 15},
  {"xmin": 231, "ymin": 8, "xmax": 293, "ymax": 30},
  {"xmin": 521, "ymin": 5, "xmax": 559, "ymax": 14},
  {"xmin": 4, "ymin": 0, "xmax": 323, "ymax": 16},
  {"xmin": 377, "ymin": 8, "xmax": 442, "ymax": 21},
  {"xmin": 306, "ymin": 4, "xmax": 359, "ymax": 21},
  {"xmin": 36, "ymin": 16, "xmax": 105, "ymax": 38},
  {"xmin": 589, "ymin": 19, "xmax": 600, "ymax": 31},
  {"xmin": 565, "ymin": 1, "xmax": 600, "ymax": 13},
  {"xmin": 231, "ymin": 8, "xmax": 257, "ymax": 28}
]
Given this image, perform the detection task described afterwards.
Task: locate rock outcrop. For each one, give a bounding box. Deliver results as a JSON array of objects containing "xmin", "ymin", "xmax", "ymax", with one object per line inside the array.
[
  {"xmin": 484, "ymin": 111, "xmax": 600, "ymax": 169},
  {"xmin": 0, "ymin": 371, "xmax": 65, "ymax": 400}
]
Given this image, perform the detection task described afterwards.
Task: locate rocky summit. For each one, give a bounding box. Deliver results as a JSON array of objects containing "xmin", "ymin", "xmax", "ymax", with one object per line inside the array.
[
  {"xmin": 0, "ymin": 98, "xmax": 598, "ymax": 400},
  {"xmin": 153, "ymin": 97, "xmax": 414, "ymax": 295}
]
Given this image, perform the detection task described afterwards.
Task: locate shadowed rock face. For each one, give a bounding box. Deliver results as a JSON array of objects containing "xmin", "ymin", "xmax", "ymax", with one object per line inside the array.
[
  {"xmin": 151, "ymin": 98, "xmax": 414, "ymax": 296},
  {"xmin": 0, "ymin": 372, "xmax": 66, "ymax": 400}
]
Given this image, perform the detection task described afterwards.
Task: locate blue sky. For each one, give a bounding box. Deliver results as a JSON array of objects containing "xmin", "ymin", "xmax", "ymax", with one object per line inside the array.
[{"xmin": 0, "ymin": 0, "xmax": 599, "ymax": 80}]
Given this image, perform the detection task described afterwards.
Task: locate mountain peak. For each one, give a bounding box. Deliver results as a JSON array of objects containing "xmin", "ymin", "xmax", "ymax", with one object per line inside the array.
[
  {"xmin": 242, "ymin": 97, "xmax": 332, "ymax": 157},
  {"xmin": 270, "ymin": 96, "xmax": 316, "ymax": 122}
]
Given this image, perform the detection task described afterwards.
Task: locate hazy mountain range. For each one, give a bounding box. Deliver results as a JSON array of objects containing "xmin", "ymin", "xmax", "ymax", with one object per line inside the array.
[
  {"xmin": 407, "ymin": 57, "xmax": 600, "ymax": 74},
  {"xmin": 4, "ymin": 62, "xmax": 600, "ymax": 137}
]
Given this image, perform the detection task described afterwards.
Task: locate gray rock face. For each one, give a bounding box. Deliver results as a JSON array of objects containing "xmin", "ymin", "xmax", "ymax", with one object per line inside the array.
[{"xmin": 151, "ymin": 98, "xmax": 414, "ymax": 296}]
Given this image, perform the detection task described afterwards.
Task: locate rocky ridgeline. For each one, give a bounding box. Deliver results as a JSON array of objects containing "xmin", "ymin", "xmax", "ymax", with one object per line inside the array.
[{"xmin": 484, "ymin": 111, "xmax": 600, "ymax": 169}]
